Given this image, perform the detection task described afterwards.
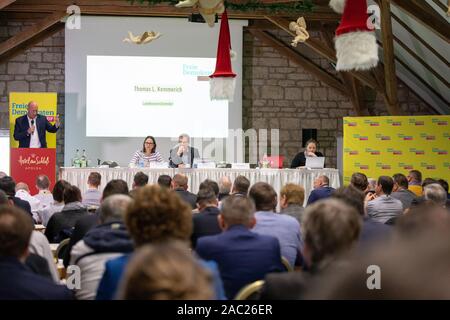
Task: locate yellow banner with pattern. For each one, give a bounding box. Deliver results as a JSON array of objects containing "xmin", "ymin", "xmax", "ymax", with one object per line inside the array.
[{"xmin": 343, "ymin": 116, "xmax": 450, "ymax": 184}]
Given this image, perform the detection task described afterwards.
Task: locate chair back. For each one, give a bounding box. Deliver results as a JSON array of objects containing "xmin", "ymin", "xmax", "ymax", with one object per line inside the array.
[
  {"xmin": 55, "ymin": 238, "xmax": 70, "ymax": 260},
  {"xmin": 234, "ymin": 280, "xmax": 265, "ymax": 300},
  {"xmin": 281, "ymin": 256, "xmax": 294, "ymax": 272}
]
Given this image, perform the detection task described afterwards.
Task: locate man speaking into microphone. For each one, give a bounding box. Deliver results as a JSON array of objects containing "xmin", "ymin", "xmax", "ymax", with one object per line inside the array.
[{"xmin": 13, "ymin": 101, "xmax": 60, "ymax": 148}]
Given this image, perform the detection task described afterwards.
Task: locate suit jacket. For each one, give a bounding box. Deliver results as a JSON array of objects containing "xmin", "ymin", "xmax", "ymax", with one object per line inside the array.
[
  {"xmin": 174, "ymin": 188, "xmax": 197, "ymax": 209},
  {"xmin": 191, "ymin": 206, "xmax": 222, "ymax": 248},
  {"xmin": 12, "ymin": 196, "xmax": 33, "ymax": 221},
  {"xmin": 169, "ymin": 146, "xmax": 200, "ymax": 168},
  {"xmin": 195, "ymin": 224, "xmax": 284, "ymax": 299},
  {"xmin": 306, "ymin": 186, "xmax": 335, "ymax": 205},
  {"xmin": 366, "ymin": 195, "xmax": 403, "ymax": 224},
  {"xmin": 13, "ymin": 114, "xmax": 59, "ymax": 148},
  {"xmin": 0, "ymin": 256, "xmax": 73, "ymax": 300},
  {"xmin": 290, "ymin": 151, "xmax": 324, "ymax": 168}
]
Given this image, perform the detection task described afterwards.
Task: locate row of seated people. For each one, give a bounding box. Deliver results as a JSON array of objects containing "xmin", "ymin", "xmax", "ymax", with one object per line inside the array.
[{"xmin": 0, "ymin": 168, "xmax": 449, "ymax": 299}]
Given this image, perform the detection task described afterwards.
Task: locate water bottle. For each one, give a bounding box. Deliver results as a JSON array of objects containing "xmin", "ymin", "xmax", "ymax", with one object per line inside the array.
[
  {"xmin": 72, "ymin": 149, "xmax": 80, "ymax": 167},
  {"xmin": 80, "ymin": 149, "xmax": 87, "ymax": 168},
  {"xmin": 261, "ymin": 153, "xmax": 270, "ymax": 168}
]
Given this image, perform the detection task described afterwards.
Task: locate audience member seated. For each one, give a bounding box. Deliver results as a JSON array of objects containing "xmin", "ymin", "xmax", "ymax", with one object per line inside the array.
[
  {"xmin": 157, "ymin": 174, "xmax": 172, "ymax": 189},
  {"xmin": 63, "ymin": 179, "xmax": 129, "ymax": 267},
  {"xmin": 260, "ymin": 199, "xmax": 361, "ymax": 300},
  {"xmin": 15, "ymin": 182, "xmax": 41, "ymax": 223},
  {"xmin": 391, "ymin": 173, "xmax": 417, "ymax": 210},
  {"xmin": 306, "ymin": 175, "xmax": 335, "ymax": 205},
  {"xmin": 304, "ymin": 217, "xmax": 450, "ymax": 299},
  {"xmin": 331, "ymin": 186, "xmax": 391, "ymax": 247},
  {"xmin": 350, "ymin": 172, "xmax": 369, "ymax": 193},
  {"xmin": 29, "ymin": 230, "xmax": 59, "ymax": 282},
  {"xmin": 191, "ymin": 188, "xmax": 221, "ymax": 248},
  {"xmin": 423, "ymin": 184, "xmax": 447, "ymax": 208},
  {"xmin": 37, "ymin": 180, "xmax": 70, "ymax": 226},
  {"xmin": 45, "ymin": 185, "xmax": 87, "ymax": 243},
  {"xmin": 82, "ymin": 172, "xmax": 102, "ymax": 207},
  {"xmin": 407, "ymin": 170, "xmax": 423, "ymax": 197},
  {"xmin": 199, "ymin": 179, "xmax": 220, "ymax": 197},
  {"xmin": 366, "ymin": 176, "xmax": 403, "ymax": 224},
  {"xmin": 171, "ymin": 174, "xmax": 197, "ymax": 209},
  {"xmin": 218, "ymin": 176, "xmax": 232, "ymax": 201},
  {"xmin": 70, "ymin": 195, "xmax": 133, "ymax": 300},
  {"xmin": 250, "ymin": 182, "xmax": 301, "ymax": 267},
  {"xmin": 96, "ymin": 185, "xmax": 225, "ymax": 300},
  {"xmin": 437, "ymin": 179, "xmax": 450, "ymax": 207},
  {"xmin": 0, "ymin": 176, "xmax": 33, "ymax": 220},
  {"xmin": 196, "ymin": 195, "xmax": 284, "ymax": 299},
  {"xmin": 129, "ymin": 171, "xmax": 149, "ymax": 198},
  {"xmin": 25, "ymin": 253, "xmax": 55, "ymax": 282},
  {"xmin": 120, "ymin": 241, "xmax": 214, "ymax": 300},
  {"xmin": 0, "ymin": 205, "xmax": 73, "ymax": 300},
  {"xmin": 34, "ymin": 175, "xmax": 54, "ymax": 209},
  {"xmin": 279, "ymin": 183, "xmax": 305, "ymax": 223},
  {"xmin": 231, "ymin": 175, "xmax": 250, "ymax": 196}
]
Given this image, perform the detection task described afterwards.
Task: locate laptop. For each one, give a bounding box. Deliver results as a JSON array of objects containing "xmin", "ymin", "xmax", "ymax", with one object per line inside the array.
[{"xmin": 305, "ymin": 157, "xmax": 325, "ymax": 169}]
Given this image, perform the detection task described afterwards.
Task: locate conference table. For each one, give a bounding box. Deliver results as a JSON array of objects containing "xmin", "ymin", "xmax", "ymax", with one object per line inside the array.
[{"xmin": 60, "ymin": 167, "xmax": 340, "ymax": 206}]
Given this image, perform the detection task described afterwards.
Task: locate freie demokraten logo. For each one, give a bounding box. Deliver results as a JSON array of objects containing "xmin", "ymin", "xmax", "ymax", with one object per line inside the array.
[
  {"xmin": 409, "ymin": 119, "xmax": 425, "ymax": 126},
  {"xmin": 347, "ymin": 122, "xmax": 357, "ymax": 127},
  {"xmin": 377, "ymin": 163, "xmax": 391, "ymax": 170},
  {"xmin": 366, "ymin": 148, "xmax": 380, "ymax": 155},
  {"xmin": 398, "ymin": 134, "xmax": 413, "ymax": 141},
  {"xmin": 354, "ymin": 163, "xmax": 369, "ymax": 170},
  {"xmin": 421, "ymin": 163, "xmax": 436, "ymax": 170},
  {"xmin": 387, "ymin": 148, "xmax": 402, "ymax": 155},
  {"xmin": 409, "ymin": 148, "xmax": 425, "ymax": 155},
  {"xmin": 364, "ymin": 120, "xmax": 380, "ymax": 126},
  {"xmin": 376, "ymin": 134, "xmax": 391, "ymax": 140},
  {"xmin": 419, "ymin": 133, "xmax": 435, "ymax": 140},
  {"xmin": 432, "ymin": 148, "xmax": 448, "ymax": 155},
  {"xmin": 399, "ymin": 163, "xmax": 414, "ymax": 170},
  {"xmin": 344, "ymin": 148, "xmax": 359, "ymax": 156},
  {"xmin": 387, "ymin": 120, "xmax": 402, "ymax": 126},
  {"xmin": 432, "ymin": 119, "xmax": 448, "ymax": 126}
]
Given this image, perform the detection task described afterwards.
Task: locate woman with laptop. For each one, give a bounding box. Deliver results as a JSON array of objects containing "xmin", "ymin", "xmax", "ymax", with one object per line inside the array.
[{"xmin": 290, "ymin": 139, "xmax": 324, "ymax": 168}]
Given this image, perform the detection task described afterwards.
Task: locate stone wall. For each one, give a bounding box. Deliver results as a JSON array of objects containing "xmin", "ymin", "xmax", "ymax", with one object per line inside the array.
[
  {"xmin": 242, "ymin": 30, "xmax": 435, "ymax": 168},
  {"xmin": 0, "ymin": 17, "xmax": 65, "ymax": 168}
]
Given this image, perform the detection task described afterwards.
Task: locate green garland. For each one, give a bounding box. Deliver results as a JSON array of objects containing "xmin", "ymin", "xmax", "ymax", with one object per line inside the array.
[{"xmin": 129, "ymin": 0, "xmax": 314, "ymax": 14}]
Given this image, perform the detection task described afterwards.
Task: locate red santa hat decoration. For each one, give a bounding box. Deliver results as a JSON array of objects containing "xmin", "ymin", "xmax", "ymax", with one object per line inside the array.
[
  {"xmin": 329, "ymin": 0, "xmax": 379, "ymax": 71},
  {"xmin": 209, "ymin": 9, "xmax": 236, "ymax": 101}
]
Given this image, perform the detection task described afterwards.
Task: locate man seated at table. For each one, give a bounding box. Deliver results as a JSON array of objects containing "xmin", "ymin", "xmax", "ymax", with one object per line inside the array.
[{"xmin": 169, "ymin": 133, "xmax": 200, "ymax": 168}]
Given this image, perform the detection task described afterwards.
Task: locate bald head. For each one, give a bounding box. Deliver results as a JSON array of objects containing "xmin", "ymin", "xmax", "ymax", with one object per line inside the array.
[
  {"xmin": 27, "ymin": 101, "xmax": 38, "ymax": 119},
  {"xmin": 313, "ymin": 175, "xmax": 330, "ymax": 189},
  {"xmin": 172, "ymin": 174, "xmax": 188, "ymax": 190},
  {"xmin": 219, "ymin": 176, "xmax": 232, "ymax": 195},
  {"xmin": 15, "ymin": 182, "xmax": 30, "ymax": 193}
]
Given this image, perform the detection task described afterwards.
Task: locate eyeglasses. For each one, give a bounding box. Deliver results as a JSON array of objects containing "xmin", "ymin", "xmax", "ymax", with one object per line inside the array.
[{"xmin": 145, "ymin": 142, "xmax": 154, "ymax": 145}]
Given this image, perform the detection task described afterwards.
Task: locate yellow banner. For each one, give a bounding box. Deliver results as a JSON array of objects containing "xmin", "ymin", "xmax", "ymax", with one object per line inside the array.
[
  {"xmin": 343, "ymin": 116, "xmax": 450, "ymax": 184},
  {"xmin": 9, "ymin": 92, "xmax": 58, "ymax": 149}
]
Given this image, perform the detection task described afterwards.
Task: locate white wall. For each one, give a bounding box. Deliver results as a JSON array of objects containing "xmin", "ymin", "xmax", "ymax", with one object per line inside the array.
[{"xmin": 65, "ymin": 16, "xmax": 247, "ymax": 166}]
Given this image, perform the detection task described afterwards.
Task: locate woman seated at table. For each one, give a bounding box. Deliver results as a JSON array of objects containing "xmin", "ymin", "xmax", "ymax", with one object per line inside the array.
[
  {"xmin": 129, "ymin": 136, "xmax": 163, "ymax": 167},
  {"xmin": 290, "ymin": 139, "xmax": 323, "ymax": 168}
]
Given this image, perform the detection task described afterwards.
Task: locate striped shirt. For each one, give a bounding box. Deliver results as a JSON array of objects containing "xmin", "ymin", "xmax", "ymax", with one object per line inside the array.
[{"xmin": 129, "ymin": 150, "xmax": 163, "ymax": 166}]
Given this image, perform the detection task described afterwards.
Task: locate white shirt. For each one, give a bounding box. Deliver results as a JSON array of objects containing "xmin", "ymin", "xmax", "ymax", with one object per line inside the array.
[
  {"xmin": 15, "ymin": 189, "xmax": 41, "ymax": 223},
  {"xmin": 27, "ymin": 116, "xmax": 41, "ymax": 148},
  {"xmin": 35, "ymin": 190, "xmax": 54, "ymax": 209}
]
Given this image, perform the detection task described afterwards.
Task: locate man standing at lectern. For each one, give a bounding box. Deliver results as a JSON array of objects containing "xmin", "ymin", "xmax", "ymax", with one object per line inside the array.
[{"xmin": 13, "ymin": 101, "xmax": 60, "ymax": 148}]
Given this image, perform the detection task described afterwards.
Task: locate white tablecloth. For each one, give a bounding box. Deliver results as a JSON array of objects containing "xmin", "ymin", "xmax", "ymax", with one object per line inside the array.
[{"xmin": 60, "ymin": 167, "xmax": 340, "ymax": 206}]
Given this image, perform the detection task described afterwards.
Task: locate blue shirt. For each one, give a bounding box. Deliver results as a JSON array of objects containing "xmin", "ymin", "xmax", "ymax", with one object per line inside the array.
[{"xmin": 252, "ymin": 211, "xmax": 302, "ymax": 267}]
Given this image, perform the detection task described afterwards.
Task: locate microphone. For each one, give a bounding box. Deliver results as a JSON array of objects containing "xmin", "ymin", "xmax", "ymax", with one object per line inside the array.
[{"xmin": 31, "ymin": 119, "xmax": 34, "ymax": 125}]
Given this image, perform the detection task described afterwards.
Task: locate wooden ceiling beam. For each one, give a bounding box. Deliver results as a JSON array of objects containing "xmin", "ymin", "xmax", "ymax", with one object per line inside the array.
[
  {"xmin": 391, "ymin": 0, "xmax": 450, "ymax": 43},
  {"xmin": 0, "ymin": 0, "xmax": 15, "ymax": 10},
  {"xmin": 248, "ymin": 29, "xmax": 348, "ymax": 96},
  {"xmin": 0, "ymin": 11, "xmax": 66, "ymax": 58},
  {"xmin": 265, "ymin": 16, "xmax": 380, "ymax": 90},
  {"xmin": 380, "ymin": 0, "xmax": 401, "ymax": 115}
]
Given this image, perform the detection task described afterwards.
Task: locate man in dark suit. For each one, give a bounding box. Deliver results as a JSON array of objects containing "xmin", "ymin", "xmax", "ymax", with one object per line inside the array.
[
  {"xmin": 306, "ymin": 175, "xmax": 335, "ymax": 205},
  {"xmin": 0, "ymin": 205, "xmax": 73, "ymax": 300},
  {"xmin": 191, "ymin": 188, "xmax": 222, "ymax": 248},
  {"xmin": 169, "ymin": 133, "xmax": 200, "ymax": 168},
  {"xmin": 13, "ymin": 101, "xmax": 60, "ymax": 148},
  {"xmin": 195, "ymin": 195, "xmax": 284, "ymax": 299},
  {"xmin": 171, "ymin": 174, "xmax": 197, "ymax": 209}
]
